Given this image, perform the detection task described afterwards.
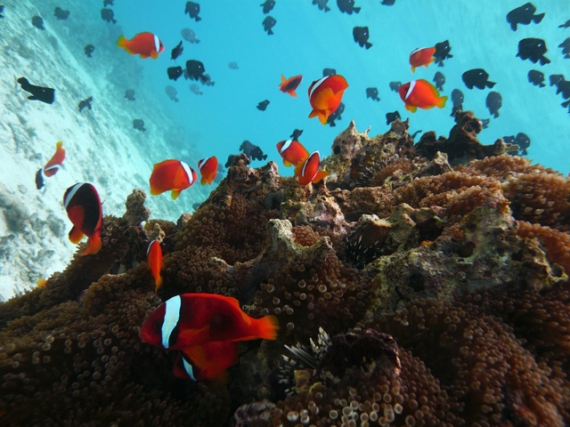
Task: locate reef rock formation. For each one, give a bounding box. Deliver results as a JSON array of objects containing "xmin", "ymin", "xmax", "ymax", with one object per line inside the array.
[{"xmin": 1, "ymin": 114, "xmax": 570, "ymax": 426}]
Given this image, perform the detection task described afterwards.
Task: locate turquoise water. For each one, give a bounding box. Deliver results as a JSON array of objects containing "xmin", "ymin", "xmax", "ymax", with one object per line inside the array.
[{"xmin": 112, "ymin": 0, "xmax": 570, "ymax": 175}]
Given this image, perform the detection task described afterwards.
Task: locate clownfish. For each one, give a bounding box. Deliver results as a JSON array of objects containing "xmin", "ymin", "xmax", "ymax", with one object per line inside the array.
[
  {"xmin": 294, "ymin": 151, "xmax": 329, "ymax": 186},
  {"xmin": 43, "ymin": 141, "xmax": 65, "ymax": 177},
  {"xmin": 149, "ymin": 159, "xmax": 197, "ymax": 200},
  {"xmin": 409, "ymin": 47, "xmax": 436, "ymax": 72},
  {"xmin": 308, "ymin": 75, "xmax": 348, "ymax": 125},
  {"xmin": 63, "ymin": 183, "xmax": 103, "ymax": 256},
  {"xmin": 276, "ymin": 139, "xmax": 310, "ymax": 167},
  {"xmin": 197, "ymin": 156, "xmax": 218, "ymax": 185},
  {"xmin": 279, "ymin": 74, "xmax": 303, "ymax": 97},
  {"xmin": 398, "ymin": 79, "xmax": 448, "ymax": 113},
  {"xmin": 147, "ymin": 240, "xmax": 163, "ymax": 291},
  {"xmin": 117, "ymin": 32, "xmax": 164, "ymax": 59},
  {"xmin": 139, "ymin": 293, "xmax": 279, "ymax": 351},
  {"xmin": 173, "ymin": 341, "xmax": 238, "ymax": 382}
]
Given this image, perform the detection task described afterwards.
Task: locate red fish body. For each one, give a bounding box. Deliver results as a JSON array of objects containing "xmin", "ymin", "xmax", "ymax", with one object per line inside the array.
[
  {"xmin": 409, "ymin": 47, "xmax": 436, "ymax": 72},
  {"xmin": 173, "ymin": 341, "xmax": 238, "ymax": 381},
  {"xmin": 147, "ymin": 240, "xmax": 163, "ymax": 291},
  {"xmin": 276, "ymin": 139, "xmax": 310, "ymax": 167},
  {"xmin": 43, "ymin": 141, "xmax": 65, "ymax": 177},
  {"xmin": 149, "ymin": 159, "xmax": 197, "ymax": 200},
  {"xmin": 117, "ymin": 32, "xmax": 164, "ymax": 59},
  {"xmin": 63, "ymin": 182, "xmax": 103, "ymax": 255},
  {"xmin": 294, "ymin": 151, "xmax": 329, "ymax": 186},
  {"xmin": 197, "ymin": 156, "xmax": 218, "ymax": 185},
  {"xmin": 398, "ymin": 79, "xmax": 448, "ymax": 113},
  {"xmin": 279, "ymin": 74, "xmax": 303, "ymax": 97},
  {"xmin": 140, "ymin": 293, "xmax": 279, "ymax": 351},
  {"xmin": 308, "ymin": 75, "xmax": 348, "ymax": 125}
]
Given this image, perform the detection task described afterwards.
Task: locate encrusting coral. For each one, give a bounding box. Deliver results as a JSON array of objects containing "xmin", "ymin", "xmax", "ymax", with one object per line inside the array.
[{"xmin": 1, "ymin": 114, "xmax": 570, "ymax": 426}]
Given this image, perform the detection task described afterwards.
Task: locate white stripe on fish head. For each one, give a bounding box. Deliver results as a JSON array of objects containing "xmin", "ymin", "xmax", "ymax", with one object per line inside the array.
[
  {"xmin": 161, "ymin": 295, "xmax": 182, "ymax": 349},
  {"xmin": 154, "ymin": 34, "xmax": 160, "ymax": 53},
  {"xmin": 308, "ymin": 77, "xmax": 328, "ymax": 100},
  {"xmin": 64, "ymin": 182, "xmax": 86, "ymax": 209},
  {"xmin": 280, "ymin": 139, "xmax": 293, "ymax": 154},
  {"xmin": 180, "ymin": 161, "xmax": 194, "ymax": 185},
  {"xmin": 406, "ymin": 80, "xmax": 416, "ymax": 100}
]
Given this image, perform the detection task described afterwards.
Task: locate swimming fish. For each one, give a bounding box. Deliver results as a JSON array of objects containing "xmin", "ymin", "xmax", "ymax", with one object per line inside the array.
[
  {"xmin": 560, "ymin": 20, "xmax": 570, "ymax": 29},
  {"xmin": 198, "ymin": 156, "xmax": 218, "ymax": 185},
  {"xmin": 17, "ymin": 77, "xmax": 55, "ymax": 104},
  {"xmin": 35, "ymin": 169, "xmax": 44, "ymax": 190},
  {"xmin": 104, "ymin": 0, "xmax": 114, "ymax": 6},
  {"xmin": 240, "ymin": 140, "xmax": 267, "ymax": 161},
  {"xmin": 353, "ymin": 26, "xmax": 372, "ymax": 49},
  {"xmin": 312, "ymin": 0, "xmax": 331, "ymax": 12},
  {"xmin": 506, "ymin": 2, "xmax": 544, "ymax": 31},
  {"xmin": 84, "ymin": 44, "xmax": 95, "ymax": 57},
  {"xmin": 147, "ymin": 240, "xmax": 163, "ymax": 291},
  {"xmin": 101, "ymin": 8, "xmax": 116, "ymax": 24},
  {"xmin": 480, "ymin": 118, "xmax": 490, "ymax": 129},
  {"xmin": 185, "ymin": 1, "xmax": 202, "ymax": 22},
  {"xmin": 78, "ymin": 96, "xmax": 93, "ymax": 112},
  {"xmin": 486, "ymin": 91, "xmax": 502, "ymax": 118},
  {"xmin": 337, "ymin": 0, "xmax": 360, "ymax": 15},
  {"xmin": 515, "ymin": 132, "xmax": 531, "ymax": 155},
  {"xmin": 117, "ymin": 32, "xmax": 164, "ymax": 59},
  {"xmin": 43, "ymin": 141, "xmax": 65, "ymax": 177},
  {"xmin": 31, "ymin": 15, "xmax": 44, "ymax": 30},
  {"xmin": 279, "ymin": 74, "xmax": 302, "ymax": 97},
  {"xmin": 139, "ymin": 293, "xmax": 279, "ymax": 351},
  {"xmin": 171, "ymin": 41, "xmax": 184, "ymax": 60},
  {"xmin": 133, "ymin": 119, "xmax": 146, "ymax": 131},
  {"xmin": 262, "ymin": 15, "xmax": 276, "ymax": 35},
  {"xmin": 433, "ymin": 71, "xmax": 445, "ymax": 91},
  {"xmin": 382, "ymin": 0, "xmax": 395, "ymax": 4},
  {"xmin": 63, "ymin": 183, "xmax": 103, "ymax": 256},
  {"xmin": 167, "ymin": 66, "xmax": 183, "ymax": 81},
  {"xmin": 173, "ymin": 341, "xmax": 238, "ymax": 382},
  {"xmin": 559, "ymin": 37, "xmax": 570, "ymax": 59},
  {"xmin": 389, "ymin": 81, "xmax": 401, "ymax": 92},
  {"xmin": 398, "ymin": 79, "xmax": 447, "ymax": 113},
  {"xmin": 185, "ymin": 60, "xmax": 207, "ymax": 83},
  {"xmin": 54, "ymin": 7, "xmax": 70, "ymax": 20},
  {"xmin": 527, "ymin": 70, "xmax": 545, "ymax": 87},
  {"xmin": 125, "ymin": 89, "xmax": 135, "ymax": 101},
  {"xmin": 149, "ymin": 159, "xmax": 197, "ymax": 200},
  {"xmin": 165, "ymin": 85, "xmax": 179, "ymax": 102},
  {"xmin": 366, "ymin": 87, "xmax": 380, "ymax": 101},
  {"xmin": 257, "ymin": 100, "xmax": 270, "ymax": 111},
  {"xmin": 294, "ymin": 151, "xmax": 329, "ymax": 186},
  {"xmin": 276, "ymin": 139, "xmax": 310, "ymax": 167},
  {"xmin": 189, "ymin": 84, "xmax": 203, "ymax": 95},
  {"xmin": 308, "ymin": 74, "xmax": 349, "ymax": 125},
  {"xmin": 0, "ymin": 5, "xmax": 4, "ymax": 18},
  {"xmin": 181, "ymin": 28, "xmax": 200, "ymax": 44},
  {"xmin": 327, "ymin": 102, "xmax": 344, "ymax": 127},
  {"xmin": 229, "ymin": 62, "xmax": 239, "ymax": 69},
  {"xmin": 290, "ymin": 129, "xmax": 303, "ymax": 139},
  {"xmin": 450, "ymin": 88, "xmax": 464, "ymax": 117},
  {"xmin": 433, "ymin": 40, "xmax": 453, "ymax": 66},
  {"xmin": 409, "ymin": 47, "xmax": 436, "ymax": 72},
  {"xmin": 462, "ymin": 68, "xmax": 496, "ymax": 89},
  {"xmin": 323, "ymin": 68, "xmax": 336, "ymax": 77},
  {"xmin": 386, "ymin": 111, "xmax": 401, "ymax": 125},
  {"xmin": 261, "ymin": 0, "xmax": 275, "ymax": 14},
  {"xmin": 517, "ymin": 38, "xmax": 550, "ymax": 65}
]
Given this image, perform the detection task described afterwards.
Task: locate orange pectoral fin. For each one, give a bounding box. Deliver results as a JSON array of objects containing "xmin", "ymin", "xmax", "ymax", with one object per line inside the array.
[
  {"xmin": 290, "ymin": 90, "xmax": 297, "ymax": 98},
  {"xmin": 312, "ymin": 170, "xmax": 330, "ymax": 184},
  {"xmin": 171, "ymin": 189, "xmax": 181, "ymax": 200},
  {"xmin": 318, "ymin": 111, "xmax": 329, "ymax": 125},
  {"xmin": 405, "ymin": 103, "xmax": 418, "ymax": 113},
  {"xmin": 68, "ymin": 226, "xmax": 84, "ymax": 244},
  {"xmin": 81, "ymin": 232, "xmax": 102, "ymax": 256},
  {"xmin": 283, "ymin": 159, "xmax": 292, "ymax": 167},
  {"xmin": 151, "ymin": 51, "xmax": 159, "ymax": 59},
  {"xmin": 175, "ymin": 325, "xmax": 211, "ymax": 348}
]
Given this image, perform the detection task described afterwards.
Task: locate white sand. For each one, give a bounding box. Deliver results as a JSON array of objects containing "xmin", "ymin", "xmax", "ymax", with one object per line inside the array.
[{"xmin": 0, "ymin": 2, "xmax": 209, "ymax": 300}]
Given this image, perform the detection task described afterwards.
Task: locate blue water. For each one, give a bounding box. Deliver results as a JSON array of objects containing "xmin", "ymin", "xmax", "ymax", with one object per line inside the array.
[{"xmin": 111, "ymin": 0, "xmax": 570, "ymax": 176}]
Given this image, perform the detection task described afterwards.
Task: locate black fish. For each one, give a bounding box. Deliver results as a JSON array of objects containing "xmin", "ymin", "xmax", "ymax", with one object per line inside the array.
[
  {"xmin": 185, "ymin": 60, "xmax": 207, "ymax": 82},
  {"xmin": 225, "ymin": 154, "xmax": 236, "ymax": 168},
  {"xmin": 527, "ymin": 70, "xmax": 545, "ymax": 87},
  {"xmin": 101, "ymin": 8, "xmax": 116, "ymax": 24},
  {"xmin": 78, "ymin": 96, "xmax": 93, "ymax": 112},
  {"xmin": 323, "ymin": 68, "xmax": 336, "ymax": 77},
  {"xmin": 261, "ymin": 0, "xmax": 275, "ymax": 14},
  {"xmin": 35, "ymin": 169, "xmax": 44, "ymax": 190},
  {"xmin": 433, "ymin": 40, "xmax": 453, "ymax": 66},
  {"xmin": 515, "ymin": 132, "xmax": 530, "ymax": 155},
  {"xmin": 337, "ymin": 0, "xmax": 360, "ymax": 15},
  {"xmin": 103, "ymin": 0, "xmax": 114, "ymax": 6},
  {"xmin": 327, "ymin": 102, "xmax": 344, "ymax": 127},
  {"xmin": 32, "ymin": 15, "xmax": 44, "ymax": 30},
  {"xmin": 257, "ymin": 100, "xmax": 270, "ymax": 111},
  {"xmin": 133, "ymin": 119, "xmax": 146, "ymax": 132},
  {"xmin": 312, "ymin": 0, "xmax": 331, "ymax": 12},
  {"xmin": 353, "ymin": 26, "xmax": 372, "ymax": 49},
  {"xmin": 433, "ymin": 71, "xmax": 445, "ymax": 91},
  {"xmin": 559, "ymin": 37, "xmax": 570, "ymax": 59},
  {"xmin": 549, "ymin": 74, "xmax": 565, "ymax": 87},
  {"xmin": 366, "ymin": 87, "xmax": 380, "ymax": 101},
  {"xmin": 0, "ymin": 5, "xmax": 4, "ymax": 18},
  {"xmin": 462, "ymin": 68, "xmax": 495, "ymax": 90},
  {"xmin": 385, "ymin": 111, "xmax": 400, "ymax": 125},
  {"xmin": 480, "ymin": 118, "xmax": 490, "ymax": 129},
  {"xmin": 554, "ymin": 79, "xmax": 570, "ymax": 99},
  {"xmin": 517, "ymin": 38, "xmax": 550, "ymax": 65},
  {"xmin": 503, "ymin": 135, "xmax": 515, "ymax": 145},
  {"xmin": 382, "ymin": 0, "xmax": 395, "ymax": 5},
  {"xmin": 124, "ymin": 89, "xmax": 135, "ymax": 101},
  {"xmin": 17, "ymin": 77, "xmax": 55, "ymax": 104},
  {"xmin": 201, "ymin": 73, "xmax": 215, "ymax": 86},
  {"xmin": 389, "ymin": 81, "xmax": 401, "ymax": 92},
  {"xmin": 171, "ymin": 41, "xmax": 184, "ymax": 60},
  {"xmin": 84, "ymin": 44, "xmax": 95, "ymax": 58},
  {"xmin": 54, "ymin": 7, "xmax": 70, "ymax": 20},
  {"xmin": 263, "ymin": 15, "xmax": 276, "ymax": 35},
  {"xmin": 167, "ymin": 66, "xmax": 183, "ymax": 81},
  {"xmin": 185, "ymin": 1, "xmax": 201, "ymax": 22},
  {"xmin": 506, "ymin": 2, "xmax": 544, "ymax": 31},
  {"xmin": 486, "ymin": 91, "xmax": 502, "ymax": 118},
  {"xmin": 559, "ymin": 19, "xmax": 570, "ymax": 29},
  {"xmin": 240, "ymin": 140, "xmax": 267, "ymax": 161},
  {"xmin": 290, "ymin": 129, "xmax": 303, "ymax": 139},
  {"xmin": 450, "ymin": 88, "xmax": 464, "ymax": 117}
]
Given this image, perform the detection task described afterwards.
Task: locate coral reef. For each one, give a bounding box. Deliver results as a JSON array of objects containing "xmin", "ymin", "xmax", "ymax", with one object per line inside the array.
[{"xmin": 1, "ymin": 114, "xmax": 570, "ymax": 426}]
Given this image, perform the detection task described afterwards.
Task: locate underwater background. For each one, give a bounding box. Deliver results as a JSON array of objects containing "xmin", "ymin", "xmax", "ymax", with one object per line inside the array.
[{"xmin": 2, "ymin": 1, "xmax": 570, "ymax": 426}]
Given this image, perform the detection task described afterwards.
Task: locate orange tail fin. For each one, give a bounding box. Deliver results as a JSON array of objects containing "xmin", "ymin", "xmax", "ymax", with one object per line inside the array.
[
  {"xmin": 256, "ymin": 315, "xmax": 279, "ymax": 340},
  {"xmin": 81, "ymin": 233, "xmax": 102, "ymax": 256},
  {"xmin": 437, "ymin": 95, "xmax": 448, "ymax": 109}
]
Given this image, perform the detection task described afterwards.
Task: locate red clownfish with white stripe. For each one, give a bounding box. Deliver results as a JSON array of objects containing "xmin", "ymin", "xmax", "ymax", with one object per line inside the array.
[
  {"xmin": 398, "ymin": 79, "xmax": 448, "ymax": 113},
  {"xmin": 63, "ymin": 182, "xmax": 103, "ymax": 256},
  {"xmin": 149, "ymin": 159, "xmax": 197, "ymax": 200},
  {"xmin": 294, "ymin": 151, "xmax": 329, "ymax": 187},
  {"xmin": 43, "ymin": 141, "xmax": 65, "ymax": 177},
  {"xmin": 117, "ymin": 32, "xmax": 164, "ymax": 59},
  {"xmin": 308, "ymin": 75, "xmax": 348, "ymax": 125},
  {"xmin": 276, "ymin": 139, "xmax": 310, "ymax": 167},
  {"xmin": 147, "ymin": 240, "xmax": 163, "ymax": 291},
  {"xmin": 197, "ymin": 156, "xmax": 218, "ymax": 185},
  {"xmin": 409, "ymin": 47, "xmax": 436, "ymax": 72}
]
